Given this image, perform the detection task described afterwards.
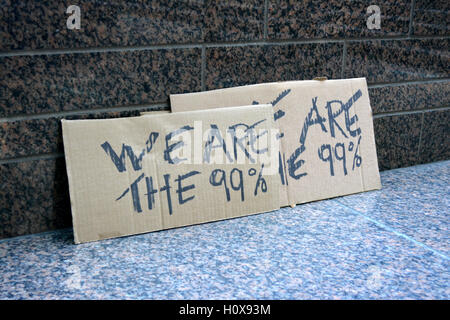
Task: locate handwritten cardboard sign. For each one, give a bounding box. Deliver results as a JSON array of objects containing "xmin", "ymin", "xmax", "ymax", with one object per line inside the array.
[
  {"xmin": 62, "ymin": 105, "xmax": 280, "ymax": 243},
  {"xmin": 170, "ymin": 78, "xmax": 382, "ymax": 207}
]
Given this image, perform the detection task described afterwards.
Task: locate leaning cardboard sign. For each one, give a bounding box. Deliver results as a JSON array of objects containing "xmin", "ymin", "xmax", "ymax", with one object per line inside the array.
[
  {"xmin": 62, "ymin": 105, "xmax": 280, "ymax": 244},
  {"xmin": 170, "ymin": 78, "xmax": 381, "ymax": 207}
]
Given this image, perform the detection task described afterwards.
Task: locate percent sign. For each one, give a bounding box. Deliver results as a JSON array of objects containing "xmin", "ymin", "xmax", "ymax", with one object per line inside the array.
[
  {"xmin": 349, "ymin": 135, "xmax": 362, "ymax": 170},
  {"xmin": 318, "ymin": 135, "xmax": 362, "ymax": 176},
  {"xmin": 209, "ymin": 164, "xmax": 267, "ymax": 202}
]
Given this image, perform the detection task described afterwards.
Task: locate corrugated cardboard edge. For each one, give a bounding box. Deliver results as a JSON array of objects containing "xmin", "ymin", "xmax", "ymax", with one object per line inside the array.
[
  {"xmin": 358, "ymin": 78, "xmax": 382, "ymax": 191},
  {"xmin": 61, "ymin": 119, "xmax": 81, "ymax": 244}
]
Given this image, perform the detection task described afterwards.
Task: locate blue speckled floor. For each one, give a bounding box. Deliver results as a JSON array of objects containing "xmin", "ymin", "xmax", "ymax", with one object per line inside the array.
[{"xmin": 0, "ymin": 161, "xmax": 449, "ymax": 300}]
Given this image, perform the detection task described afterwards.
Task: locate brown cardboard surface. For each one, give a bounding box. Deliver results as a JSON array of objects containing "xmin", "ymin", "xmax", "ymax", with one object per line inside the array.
[
  {"xmin": 62, "ymin": 105, "xmax": 280, "ymax": 244},
  {"xmin": 171, "ymin": 78, "xmax": 381, "ymax": 207}
]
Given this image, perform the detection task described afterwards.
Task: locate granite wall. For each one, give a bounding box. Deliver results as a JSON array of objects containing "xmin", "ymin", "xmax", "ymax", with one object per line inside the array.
[{"xmin": 0, "ymin": 0, "xmax": 449, "ymax": 238}]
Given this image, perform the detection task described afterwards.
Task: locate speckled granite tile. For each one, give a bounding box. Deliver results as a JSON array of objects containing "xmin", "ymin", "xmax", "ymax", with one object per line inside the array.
[
  {"xmin": 0, "ymin": 49, "xmax": 200, "ymax": 117},
  {"xmin": 0, "ymin": 0, "xmax": 204, "ymax": 51},
  {"xmin": 0, "ymin": 1, "xmax": 267, "ymax": 51},
  {"xmin": 373, "ymin": 113, "xmax": 422, "ymax": 171},
  {"xmin": 412, "ymin": 0, "xmax": 450, "ymax": 36},
  {"xmin": 204, "ymin": 43, "xmax": 342, "ymax": 90},
  {"xmin": 336, "ymin": 161, "xmax": 450, "ymax": 257},
  {"xmin": 345, "ymin": 39, "xmax": 449, "ymax": 83},
  {"xmin": 0, "ymin": 118, "xmax": 60, "ymax": 158},
  {"xmin": 0, "ymin": 107, "xmax": 168, "ymax": 159},
  {"xmin": 0, "ymin": 158, "xmax": 71, "ymax": 239},
  {"xmin": 369, "ymin": 81, "xmax": 450, "ymax": 114},
  {"xmin": 268, "ymin": 0, "xmax": 411, "ymax": 39},
  {"xmin": 0, "ymin": 191, "xmax": 448, "ymax": 299},
  {"xmin": 205, "ymin": 0, "xmax": 264, "ymax": 42},
  {"xmin": 419, "ymin": 110, "xmax": 450, "ymax": 164}
]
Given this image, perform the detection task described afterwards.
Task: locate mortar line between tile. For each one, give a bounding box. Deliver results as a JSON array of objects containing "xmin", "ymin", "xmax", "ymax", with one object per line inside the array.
[
  {"xmin": 373, "ymin": 106, "xmax": 450, "ymax": 119},
  {"xmin": 0, "ymin": 153, "xmax": 64, "ymax": 165},
  {"xmin": 334, "ymin": 200, "xmax": 449, "ymax": 260},
  {"xmin": 1, "ymin": 35, "xmax": 448, "ymax": 57},
  {"xmin": 0, "ymin": 103, "xmax": 169, "ymax": 123}
]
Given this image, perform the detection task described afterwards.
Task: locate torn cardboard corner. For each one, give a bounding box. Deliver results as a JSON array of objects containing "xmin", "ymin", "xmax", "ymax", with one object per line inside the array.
[
  {"xmin": 170, "ymin": 78, "xmax": 382, "ymax": 207},
  {"xmin": 62, "ymin": 104, "xmax": 280, "ymax": 244}
]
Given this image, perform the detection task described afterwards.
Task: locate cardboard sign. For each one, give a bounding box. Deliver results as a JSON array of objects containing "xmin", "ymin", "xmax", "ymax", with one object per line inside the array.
[
  {"xmin": 171, "ymin": 78, "xmax": 381, "ymax": 207},
  {"xmin": 62, "ymin": 105, "xmax": 280, "ymax": 244}
]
